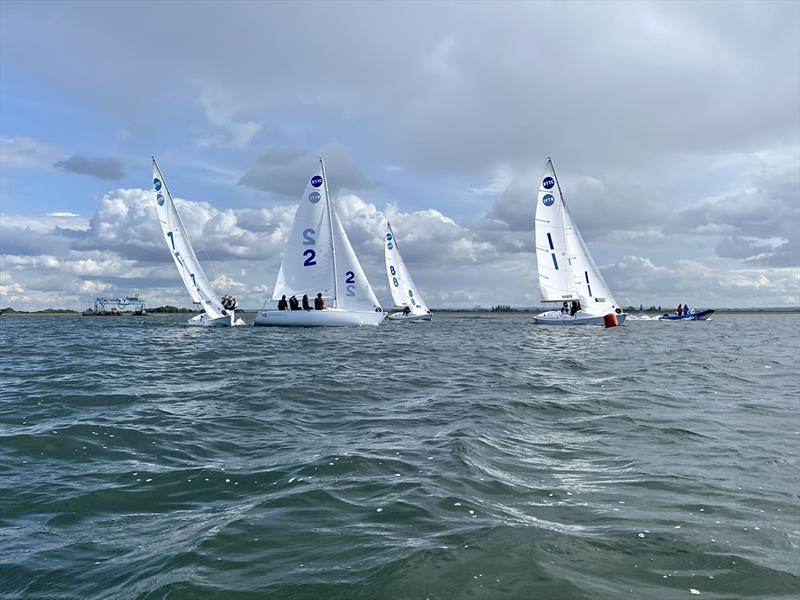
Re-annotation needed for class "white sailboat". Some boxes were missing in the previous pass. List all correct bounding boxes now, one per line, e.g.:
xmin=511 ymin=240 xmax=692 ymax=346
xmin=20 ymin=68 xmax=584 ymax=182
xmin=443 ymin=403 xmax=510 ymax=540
xmin=254 ymin=158 xmax=385 ymax=327
xmin=384 ymin=222 xmax=432 ymax=322
xmin=532 ymin=158 xmax=627 ymax=325
xmin=152 ymin=158 xmax=244 ymax=327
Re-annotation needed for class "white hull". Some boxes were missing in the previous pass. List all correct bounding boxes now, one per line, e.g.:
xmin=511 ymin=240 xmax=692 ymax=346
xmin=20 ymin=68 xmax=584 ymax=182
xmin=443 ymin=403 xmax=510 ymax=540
xmin=387 ymin=311 xmax=432 ymax=322
xmin=532 ymin=310 xmax=628 ymax=326
xmin=187 ymin=312 xmax=245 ymax=327
xmin=253 ymin=308 xmax=385 ymax=327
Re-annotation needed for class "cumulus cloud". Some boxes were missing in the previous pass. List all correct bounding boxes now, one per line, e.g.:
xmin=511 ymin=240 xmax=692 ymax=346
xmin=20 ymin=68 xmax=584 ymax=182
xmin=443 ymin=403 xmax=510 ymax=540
xmin=54 ymin=154 xmax=126 ymax=180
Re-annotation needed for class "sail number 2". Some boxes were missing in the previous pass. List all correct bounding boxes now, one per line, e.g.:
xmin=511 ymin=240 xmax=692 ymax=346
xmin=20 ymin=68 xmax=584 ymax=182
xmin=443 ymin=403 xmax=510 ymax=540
xmin=302 ymin=228 xmax=317 ymax=266
xmin=345 ymin=271 xmax=355 ymax=296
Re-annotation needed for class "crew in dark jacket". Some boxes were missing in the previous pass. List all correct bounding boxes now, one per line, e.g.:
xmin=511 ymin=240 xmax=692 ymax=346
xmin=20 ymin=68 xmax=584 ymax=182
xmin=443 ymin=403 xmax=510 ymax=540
xmin=277 ymin=295 xmax=288 ymax=310
xmin=314 ymin=293 xmax=325 ymax=310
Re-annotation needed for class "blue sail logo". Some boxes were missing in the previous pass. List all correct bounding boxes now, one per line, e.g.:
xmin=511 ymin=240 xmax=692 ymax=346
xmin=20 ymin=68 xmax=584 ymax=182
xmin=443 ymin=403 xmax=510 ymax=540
xmin=542 ymin=177 xmax=555 ymax=190
xmin=157 ymin=193 xmax=165 ymax=206
xmin=542 ymin=193 xmax=555 ymax=206
xmin=311 ymin=175 xmax=323 ymax=188
xmin=386 ymin=233 xmax=393 ymax=241
xmin=387 ymin=242 xmax=394 ymax=250
xmin=153 ymin=178 xmax=162 ymax=191
xmin=308 ymin=191 xmax=321 ymax=204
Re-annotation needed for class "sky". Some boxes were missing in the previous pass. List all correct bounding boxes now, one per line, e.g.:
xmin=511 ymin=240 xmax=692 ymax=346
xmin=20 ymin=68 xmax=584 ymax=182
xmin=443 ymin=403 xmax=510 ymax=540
xmin=1 ymin=0 xmax=798 ymax=310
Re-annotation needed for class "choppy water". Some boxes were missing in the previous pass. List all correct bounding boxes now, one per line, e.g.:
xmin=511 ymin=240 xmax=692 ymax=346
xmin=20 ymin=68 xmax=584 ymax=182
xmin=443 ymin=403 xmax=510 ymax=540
xmin=1 ymin=313 xmax=798 ymax=600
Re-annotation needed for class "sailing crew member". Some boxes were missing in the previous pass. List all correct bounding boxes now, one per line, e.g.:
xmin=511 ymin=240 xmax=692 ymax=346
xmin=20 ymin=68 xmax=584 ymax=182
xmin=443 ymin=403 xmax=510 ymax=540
xmin=314 ymin=293 xmax=325 ymax=310
xmin=289 ymin=295 xmax=300 ymax=310
xmin=570 ymin=300 xmax=579 ymax=317
xmin=561 ymin=302 xmax=568 ymax=315
xmin=302 ymin=294 xmax=311 ymax=311
xmin=676 ymin=303 xmax=683 ymax=316
xmin=402 ymin=305 xmax=411 ymax=316
xmin=277 ymin=295 xmax=288 ymax=311
xmin=683 ymin=303 xmax=690 ymax=316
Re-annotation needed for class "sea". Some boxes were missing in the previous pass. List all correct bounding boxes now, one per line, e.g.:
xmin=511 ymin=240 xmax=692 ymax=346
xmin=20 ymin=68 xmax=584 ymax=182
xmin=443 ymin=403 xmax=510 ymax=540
xmin=1 ymin=313 xmax=798 ymax=600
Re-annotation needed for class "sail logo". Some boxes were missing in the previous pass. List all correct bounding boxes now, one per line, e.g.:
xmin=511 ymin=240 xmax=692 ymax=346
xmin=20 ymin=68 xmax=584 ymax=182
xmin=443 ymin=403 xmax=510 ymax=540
xmin=308 ymin=191 xmax=321 ymax=204
xmin=542 ymin=177 xmax=555 ymax=189
xmin=311 ymin=175 xmax=323 ymax=188
xmin=153 ymin=178 xmax=162 ymax=191
xmin=386 ymin=233 xmax=393 ymax=241
xmin=387 ymin=242 xmax=394 ymax=250
xmin=157 ymin=193 xmax=165 ymax=206
xmin=542 ymin=194 xmax=555 ymax=206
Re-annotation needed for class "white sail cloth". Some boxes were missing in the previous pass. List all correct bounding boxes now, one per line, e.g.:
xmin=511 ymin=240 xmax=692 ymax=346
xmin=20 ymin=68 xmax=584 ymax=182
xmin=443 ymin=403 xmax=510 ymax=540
xmin=534 ymin=158 xmax=620 ymax=315
xmin=384 ymin=223 xmax=428 ymax=314
xmin=152 ymin=160 xmax=225 ymax=319
xmin=271 ymin=159 xmax=381 ymax=312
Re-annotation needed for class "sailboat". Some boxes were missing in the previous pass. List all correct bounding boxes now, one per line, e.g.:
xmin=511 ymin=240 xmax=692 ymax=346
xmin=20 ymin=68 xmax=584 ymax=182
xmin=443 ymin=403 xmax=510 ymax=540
xmin=384 ymin=222 xmax=432 ymax=321
xmin=532 ymin=158 xmax=627 ymax=325
xmin=254 ymin=158 xmax=385 ymax=327
xmin=152 ymin=158 xmax=244 ymax=327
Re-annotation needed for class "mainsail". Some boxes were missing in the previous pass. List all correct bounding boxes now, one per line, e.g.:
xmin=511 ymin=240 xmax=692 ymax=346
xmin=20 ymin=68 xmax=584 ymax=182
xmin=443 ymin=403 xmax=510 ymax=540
xmin=272 ymin=161 xmax=335 ymax=302
xmin=272 ymin=158 xmax=381 ymax=311
xmin=152 ymin=159 xmax=225 ymax=319
xmin=384 ymin=222 xmax=428 ymax=314
xmin=534 ymin=158 xmax=620 ymax=315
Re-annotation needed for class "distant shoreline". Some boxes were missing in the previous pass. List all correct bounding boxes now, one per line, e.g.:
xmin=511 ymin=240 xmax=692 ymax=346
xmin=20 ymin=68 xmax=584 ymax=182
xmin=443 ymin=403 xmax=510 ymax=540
xmin=2 ymin=308 xmax=799 ymax=317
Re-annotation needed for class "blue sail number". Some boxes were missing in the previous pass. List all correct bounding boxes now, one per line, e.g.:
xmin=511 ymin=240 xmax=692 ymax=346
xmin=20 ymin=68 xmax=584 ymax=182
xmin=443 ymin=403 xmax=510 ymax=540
xmin=303 ymin=249 xmax=316 ymax=266
xmin=345 ymin=271 xmax=355 ymax=296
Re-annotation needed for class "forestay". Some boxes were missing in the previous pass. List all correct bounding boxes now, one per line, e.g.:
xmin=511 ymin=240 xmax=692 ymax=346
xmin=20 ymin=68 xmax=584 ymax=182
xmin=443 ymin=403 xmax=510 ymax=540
xmin=152 ymin=159 xmax=224 ymax=319
xmin=534 ymin=158 xmax=576 ymax=302
xmin=384 ymin=222 xmax=428 ymax=314
xmin=272 ymin=163 xmax=335 ymax=303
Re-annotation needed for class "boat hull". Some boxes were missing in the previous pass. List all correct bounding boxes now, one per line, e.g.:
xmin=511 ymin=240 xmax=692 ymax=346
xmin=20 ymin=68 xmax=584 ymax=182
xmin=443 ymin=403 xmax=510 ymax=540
xmin=532 ymin=310 xmax=628 ymax=326
xmin=387 ymin=311 xmax=432 ymax=322
xmin=253 ymin=309 xmax=385 ymax=327
xmin=658 ymin=309 xmax=715 ymax=321
xmin=187 ymin=312 xmax=245 ymax=327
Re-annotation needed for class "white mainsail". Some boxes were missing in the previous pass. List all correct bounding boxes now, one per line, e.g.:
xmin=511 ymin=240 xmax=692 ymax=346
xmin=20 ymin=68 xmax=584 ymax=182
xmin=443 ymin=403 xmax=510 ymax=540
xmin=271 ymin=158 xmax=381 ymax=312
xmin=384 ymin=222 xmax=428 ymax=314
xmin=535 ymin=158 xmax=620 ymax=315
xmin=152 ymin=159 xmax=225 ymax=319
xmin=272 ymin=161 xmax=335 ymax=303
xmin=534 ymin=158 xmax=577 ymax=302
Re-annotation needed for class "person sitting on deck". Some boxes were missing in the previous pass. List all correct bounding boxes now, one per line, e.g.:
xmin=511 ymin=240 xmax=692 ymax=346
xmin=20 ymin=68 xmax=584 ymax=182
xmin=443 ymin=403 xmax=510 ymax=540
xmin=402 ymin=305 xmax=411 ymax=316
xmin=570 ymin=300 xmax=579 ymax=317
xmin=277 ymin=295 xmax=288 ymax=311
xmin=561 ymin=302 xmax=569 ymax=315
xmin=683 ymin=303 xmax=690 ymax=316
xmin=676 ymin=303 xmax=683 ymax=316
xmin=289 ymin=295 xmax=300 ymax=310
xmin=314 ymin=293 xmax=325 ymax=310
xmin=302 ymin=294 xmax=311 ymax=311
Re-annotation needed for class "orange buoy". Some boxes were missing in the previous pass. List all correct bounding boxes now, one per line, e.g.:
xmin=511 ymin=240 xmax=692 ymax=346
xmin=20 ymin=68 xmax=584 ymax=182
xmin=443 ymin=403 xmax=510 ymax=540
xmin=603 ymin=313 xmax=619 ymax=328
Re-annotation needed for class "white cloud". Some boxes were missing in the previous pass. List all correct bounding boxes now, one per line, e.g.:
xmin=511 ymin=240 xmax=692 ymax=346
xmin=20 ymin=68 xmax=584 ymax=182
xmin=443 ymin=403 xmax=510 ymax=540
xmin=0 ymin=136 xmax=62 ymax=170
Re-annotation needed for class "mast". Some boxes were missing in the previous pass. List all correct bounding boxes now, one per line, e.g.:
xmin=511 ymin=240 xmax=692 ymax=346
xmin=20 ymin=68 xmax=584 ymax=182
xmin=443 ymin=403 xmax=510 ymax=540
xmin=320 ymin=157 xmax=338 ymax=308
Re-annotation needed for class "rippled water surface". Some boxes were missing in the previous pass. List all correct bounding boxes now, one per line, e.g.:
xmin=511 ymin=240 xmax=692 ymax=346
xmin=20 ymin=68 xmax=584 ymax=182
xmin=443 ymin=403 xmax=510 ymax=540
xmin=1 ymin=313 xmax=798 ymax=599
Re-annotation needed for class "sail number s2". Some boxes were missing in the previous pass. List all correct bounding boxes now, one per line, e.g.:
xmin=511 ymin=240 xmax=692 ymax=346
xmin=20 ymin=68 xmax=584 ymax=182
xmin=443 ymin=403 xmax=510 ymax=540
xmin=302 ymin=228 xmax=316 ymax=266
xmin=345 ymin=271 xmax=355 ymax=296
